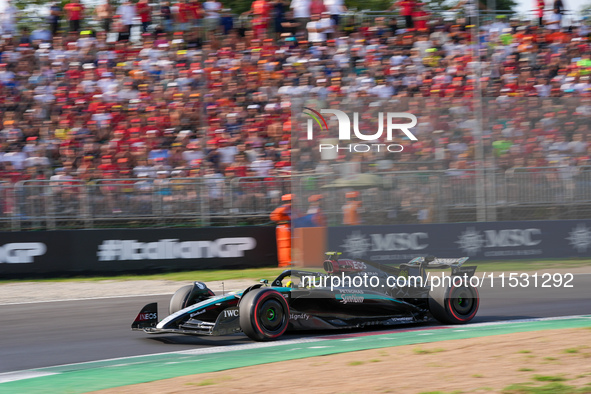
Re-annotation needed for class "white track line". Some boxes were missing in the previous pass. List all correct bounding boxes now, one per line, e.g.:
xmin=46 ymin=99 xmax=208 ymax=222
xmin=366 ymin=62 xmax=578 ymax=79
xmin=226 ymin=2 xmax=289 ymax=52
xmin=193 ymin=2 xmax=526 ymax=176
xmin=0 ymin=336 xmax=326 ymax=382
xmin=176 ymin=337 xmax=325 ymax=356
xmin=0 ymin=371 xmax=57 ymax=384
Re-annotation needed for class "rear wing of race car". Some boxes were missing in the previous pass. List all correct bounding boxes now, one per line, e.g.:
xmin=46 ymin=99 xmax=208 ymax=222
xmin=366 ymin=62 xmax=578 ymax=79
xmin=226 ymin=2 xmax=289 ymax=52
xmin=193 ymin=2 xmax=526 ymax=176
xmin=407 ymin=256 xmax=469 ymax=268
xmin=402 ymin=256 xmax=477 ymax=278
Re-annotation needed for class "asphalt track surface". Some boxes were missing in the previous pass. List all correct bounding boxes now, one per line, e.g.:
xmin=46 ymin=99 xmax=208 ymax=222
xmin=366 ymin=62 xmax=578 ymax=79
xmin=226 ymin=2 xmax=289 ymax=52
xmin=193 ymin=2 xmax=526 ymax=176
xmin=2 ymin=274 xmax=590 ymax=374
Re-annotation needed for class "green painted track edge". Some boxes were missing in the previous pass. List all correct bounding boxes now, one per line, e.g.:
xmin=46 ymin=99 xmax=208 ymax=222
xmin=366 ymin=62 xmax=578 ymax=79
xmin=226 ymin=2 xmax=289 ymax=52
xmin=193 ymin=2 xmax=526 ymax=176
xmin=2 ymin=316 xmax=591 ymax=394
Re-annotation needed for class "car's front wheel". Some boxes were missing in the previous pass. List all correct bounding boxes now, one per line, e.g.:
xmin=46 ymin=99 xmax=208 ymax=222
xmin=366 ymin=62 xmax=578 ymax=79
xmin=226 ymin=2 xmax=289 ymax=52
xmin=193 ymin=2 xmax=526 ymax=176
xmin=169 ymin=282 xmax=214 ymax=315
xmin=239 ymin=288 xmax=289 ymax=341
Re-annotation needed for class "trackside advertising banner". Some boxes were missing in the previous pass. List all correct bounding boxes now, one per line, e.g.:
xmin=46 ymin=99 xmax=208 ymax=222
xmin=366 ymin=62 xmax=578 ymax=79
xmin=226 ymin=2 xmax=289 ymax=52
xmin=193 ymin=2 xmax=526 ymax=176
xmin=0 ymin=227 xmax=277 ymax=276
xmin=328 ymin=220 xmax=591 ymax=263
xmin=1 ymin=220 xmax=589 ymax=276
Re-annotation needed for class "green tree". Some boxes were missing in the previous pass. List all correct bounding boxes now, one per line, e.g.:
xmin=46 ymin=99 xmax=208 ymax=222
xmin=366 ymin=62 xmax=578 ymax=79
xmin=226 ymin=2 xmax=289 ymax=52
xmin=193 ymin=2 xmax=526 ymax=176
xmin=12 ymin=0 xmax=47 ymax=9
xmin=222 ymin=0 xmax=255 ymax=15
xmin=345 ymin=0 xmax=392 ymax=11
xmin=581 ymin=1 xmax=591 ymax=19
xmin=481 ymin=0 xmax=517 ymax=13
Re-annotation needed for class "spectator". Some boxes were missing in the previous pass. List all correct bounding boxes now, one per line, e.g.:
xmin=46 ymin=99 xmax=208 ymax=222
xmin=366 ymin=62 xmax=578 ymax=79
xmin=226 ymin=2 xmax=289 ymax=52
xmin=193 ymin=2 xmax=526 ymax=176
xmin=547 ymin=0 xmax=564 ymax=29
xmin=116 ymin=0 xmax=136 ymax=38
xmin=160 ymin=1 xmax=173 ymax=32
xmin=281 ymin=10 xmax=299 ymax=36
xmin=203 ymin=0 xmax=222 ymax=33
xmin=64 ymin=0 xmax=85 ymax=33
xmin=0 ymin=0 xmax=18 ymax=35
xmin=451 ymin=0 xmax=480 ymax=27
xmin=154 ymin=169 xmax=172 ymax=198
xmin=173 ymin=0 xmax=192 ymax=31
xmin=272 ymin=0 xmax=288 ymax=37
xmin=48 ymin=1 xmax=62 ymax=37
xmin=389 ymin=0 xmax=414 ymax=29
xmin=325 ymin=0 xmax=346 ymax=28
xmin=189 ymin=0 xmax=204 ymax=29
xmin=220 ymin=7 xmax=234 ymax=34
xmin=203 ymin=166 xmax=224 ymax=211
xmin=412 ymin=3 xmax=428 ymax=30
xmin=251 ymin=152 xmax=273 ymax=177
xmin=230 ymin=154 xmax=249 ymax=177
xmin=309 ymin=0 xmax=326 ymax=16
xmin=0 ymin=2 xmax=591 ymax=230
xmin=306 ymin=13 xmax=327 ymax=43
xmin=95 ymin=0 xmax=113 ymax=33
xmin=290 ymin=0 xmax=310 ymax=32
xmin=134 ymin=172 xmax=153 ymax=213
xmin=568 ymin=133 xmax=588 ymax=155
xmin=136 ymin=0 xmax=152 ymax=33
xmin=18 ymin=26 xmax=32 ymax=46
xmin=536 ymin=0 xmax=545 ymax=26
xmin=218 ymin=139 xmax=238 ymax=169
xmin=245 ymin=0 xmax=271 ymax=39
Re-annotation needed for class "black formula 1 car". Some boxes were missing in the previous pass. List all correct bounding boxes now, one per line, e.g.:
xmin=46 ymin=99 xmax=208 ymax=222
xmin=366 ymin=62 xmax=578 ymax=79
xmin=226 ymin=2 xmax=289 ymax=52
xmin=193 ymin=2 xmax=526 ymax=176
xmin=132 ymin=253 xmax=480 ymax=341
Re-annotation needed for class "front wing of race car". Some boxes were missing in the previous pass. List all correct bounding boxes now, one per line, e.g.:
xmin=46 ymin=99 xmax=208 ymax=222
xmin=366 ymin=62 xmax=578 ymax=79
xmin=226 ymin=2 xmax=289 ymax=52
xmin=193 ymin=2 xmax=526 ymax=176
xmin=132 ymin=298 xmax=243 ymax=336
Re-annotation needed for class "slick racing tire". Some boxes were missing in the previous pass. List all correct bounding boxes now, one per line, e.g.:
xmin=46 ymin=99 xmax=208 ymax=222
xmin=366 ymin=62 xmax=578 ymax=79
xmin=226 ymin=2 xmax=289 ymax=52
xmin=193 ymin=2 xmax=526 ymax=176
xmin=169 ymin=285 xmax=194 ymax=315
xmin=239 ymin=288 xmax=289 ymax=341
xmin=429 ymin=283 xmax=479 ymax=324
xmin=169 ymin=282 xmax=215 ymax=314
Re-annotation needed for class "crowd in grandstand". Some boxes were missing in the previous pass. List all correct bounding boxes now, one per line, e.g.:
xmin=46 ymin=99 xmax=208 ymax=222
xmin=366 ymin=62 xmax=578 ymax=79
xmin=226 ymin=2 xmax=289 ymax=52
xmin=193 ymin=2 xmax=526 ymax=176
xmin=0 ymin=0 xmax=588 ymax=196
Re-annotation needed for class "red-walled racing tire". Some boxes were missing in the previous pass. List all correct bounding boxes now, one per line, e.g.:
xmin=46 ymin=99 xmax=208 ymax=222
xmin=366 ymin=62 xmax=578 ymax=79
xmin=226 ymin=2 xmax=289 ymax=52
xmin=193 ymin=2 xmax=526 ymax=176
xmin=429 ymin=283 xmax=479 ymax=324
xmin=239 ymin=288 xmax=289 ymax=341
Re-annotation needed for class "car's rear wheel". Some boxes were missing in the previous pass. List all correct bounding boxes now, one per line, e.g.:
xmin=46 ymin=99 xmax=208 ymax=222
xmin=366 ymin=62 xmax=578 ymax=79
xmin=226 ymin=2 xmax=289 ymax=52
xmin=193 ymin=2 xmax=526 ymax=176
xmin=239 ymin=288 xmax=289 ymax=341
xmin=429 ymin=282 xmax=479 ymax=324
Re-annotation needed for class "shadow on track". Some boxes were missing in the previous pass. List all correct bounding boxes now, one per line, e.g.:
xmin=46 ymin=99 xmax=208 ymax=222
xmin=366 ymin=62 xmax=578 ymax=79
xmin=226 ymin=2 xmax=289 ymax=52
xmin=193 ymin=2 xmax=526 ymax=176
xmin=147 ymin=334 xmax=250 ymax=345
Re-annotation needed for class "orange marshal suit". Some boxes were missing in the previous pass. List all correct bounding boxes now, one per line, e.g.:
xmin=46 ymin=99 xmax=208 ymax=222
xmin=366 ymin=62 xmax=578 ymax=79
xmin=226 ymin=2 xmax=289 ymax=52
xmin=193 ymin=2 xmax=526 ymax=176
xmin=270 ymin=203 xmax=291 ymax=267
